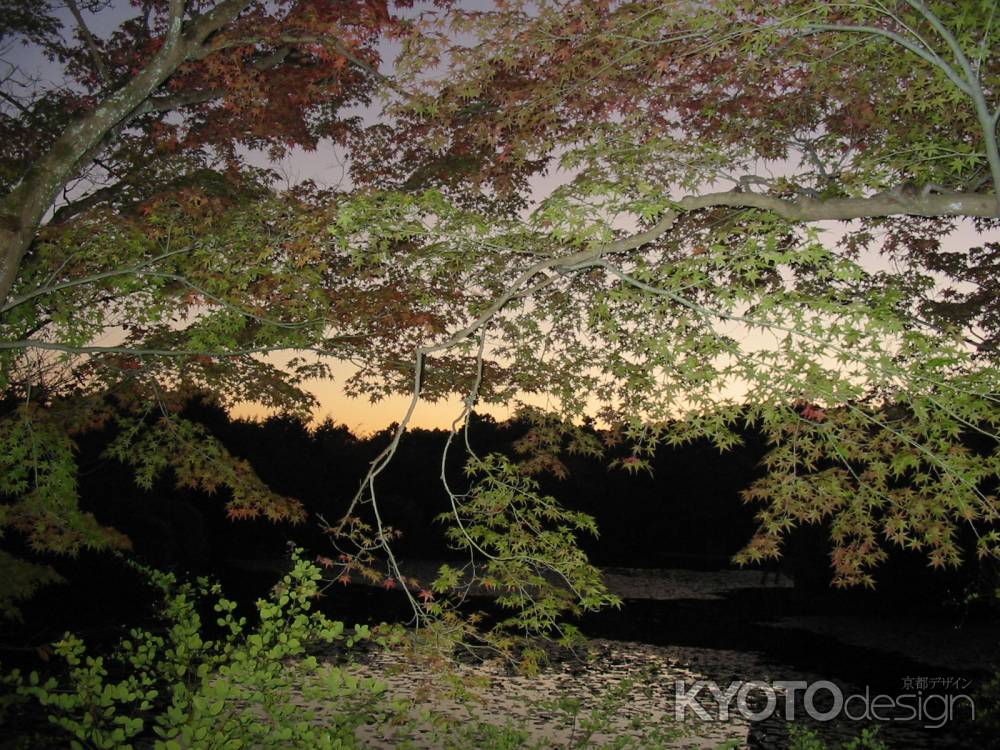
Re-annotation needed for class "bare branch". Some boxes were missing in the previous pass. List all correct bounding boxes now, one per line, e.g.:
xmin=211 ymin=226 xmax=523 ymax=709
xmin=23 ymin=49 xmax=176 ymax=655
xmin=0 ymin=88 xmax=31 ymax=116
xmin=48 ymin=183 xmax=123 ymax=224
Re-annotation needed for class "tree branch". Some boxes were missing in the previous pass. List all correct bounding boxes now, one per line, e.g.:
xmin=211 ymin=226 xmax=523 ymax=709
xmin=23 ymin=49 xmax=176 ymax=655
xmin=183 ymin=0 xmax=255 ymax=48
xmin=0 ymin=339 xmax=359 ymax=358
xmin=0 ymin=0 xmax=256 ymax=306
xmin=201 ymin=34 xmax=404 ymax=95
xmin=166 ymin=0 xmax=186 ymax=46
xmin=0 ymin=88 xmax=32 ymax=117
xmin=804 ymin=23 xmax=972 ymax=96
xmin=556 ymin=186 xmax=997 ymax=271
xmin=66 ymin=0 xmax=112 ymax=86
xmin=48 ymin=183 xmax=124 ymax=224
xmin=0 ymin=247 xmax=193 ymax=315
xmin=904 ymin=0 xmax=974 ymax=80
xmin=678 ymin=187 xmax=997 ymax=221
xmin=134 ymin=87 xmax=227 ymax=116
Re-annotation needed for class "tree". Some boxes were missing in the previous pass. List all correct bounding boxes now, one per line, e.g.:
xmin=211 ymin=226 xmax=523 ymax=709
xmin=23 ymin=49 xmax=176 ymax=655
xmin=0 ymin=0 xmax=429 ymax=615
xmin=2 ymin=0 xmax=1000 ymax=629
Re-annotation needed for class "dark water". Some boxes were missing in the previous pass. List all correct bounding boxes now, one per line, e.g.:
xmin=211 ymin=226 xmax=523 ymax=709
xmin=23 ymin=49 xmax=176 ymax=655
xmin=284 ymin=566 xmax=997 ymax=750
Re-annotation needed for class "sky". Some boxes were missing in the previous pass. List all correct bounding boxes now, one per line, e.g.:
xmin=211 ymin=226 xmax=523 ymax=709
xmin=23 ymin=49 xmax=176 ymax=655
xmin=7 ymin=1 xmax=1000 ymax=433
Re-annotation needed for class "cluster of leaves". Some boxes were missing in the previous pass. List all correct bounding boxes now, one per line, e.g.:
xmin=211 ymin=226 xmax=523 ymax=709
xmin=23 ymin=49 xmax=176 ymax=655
xmin=0 ymin=389 xmax=311 ymax=615
xmin=0 ymin=0 xmax=397 ymax=204
xmin=433 ymin=453 xmax=618 ymax=644
xmin=338 ymin=0 xmax=1000 ymax=586
xmin=1 ymin=549 xmax=394 ymax=749
xmin=321 ymin=178 xmax=1000 ymax=585
xmin=313 ymin=449 xmax=619 ymax=660
xmin=379 ymin=0 xmax=997 ymax=201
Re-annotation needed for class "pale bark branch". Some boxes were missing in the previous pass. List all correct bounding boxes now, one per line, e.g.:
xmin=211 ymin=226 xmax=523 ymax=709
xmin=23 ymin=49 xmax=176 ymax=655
xmin=167 ymin=0 xmax=186 ymax=45
xmin=0 ymin=0 xmax=255 ymax=305
xmin=806 ymin=23 xmax=972 ymax=96
xmin=134 ymin=87 xmax=227 ymax=115
xmin=905 ymin=0 xmax=974 ymax=80
xmin=551 ymin=187 xmax=998 ymax=272
xmin=441 ymin=187 xmax=998 ymax=356
xmin=671 ymin=188 xmax=997 ymax=221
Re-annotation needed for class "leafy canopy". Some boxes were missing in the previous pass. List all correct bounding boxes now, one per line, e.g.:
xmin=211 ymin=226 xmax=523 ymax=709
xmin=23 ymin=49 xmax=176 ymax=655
xmin=1 ymin=0 xmax=999 ymax=626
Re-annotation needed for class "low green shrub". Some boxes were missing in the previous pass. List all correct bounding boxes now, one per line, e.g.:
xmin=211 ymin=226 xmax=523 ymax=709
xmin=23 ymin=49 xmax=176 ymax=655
xmin=2 ymin=550 xmax=393 ymax=749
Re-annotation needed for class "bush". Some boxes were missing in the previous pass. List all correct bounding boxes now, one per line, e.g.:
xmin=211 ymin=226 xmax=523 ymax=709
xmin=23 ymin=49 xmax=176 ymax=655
xmin=2 ymin=550 xmax=393 ymax=749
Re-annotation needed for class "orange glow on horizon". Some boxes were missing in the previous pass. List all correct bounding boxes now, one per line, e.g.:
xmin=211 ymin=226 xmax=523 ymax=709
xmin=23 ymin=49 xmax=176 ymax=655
xmin=227 ymin=358 xmax=520 ymax=434
xmin=228 ymin=387 xmax=502 ymax=435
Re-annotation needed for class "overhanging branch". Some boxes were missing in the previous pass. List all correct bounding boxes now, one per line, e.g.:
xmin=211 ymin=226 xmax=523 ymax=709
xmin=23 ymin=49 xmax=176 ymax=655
xmin=545 ymin=187 xmax=999 ymax=276
xmin=671 ymin=188 xmax=998 ymax=221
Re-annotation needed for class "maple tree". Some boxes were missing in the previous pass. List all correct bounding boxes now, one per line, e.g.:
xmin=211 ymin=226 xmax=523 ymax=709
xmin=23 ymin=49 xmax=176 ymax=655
xmin=2 ymin=0 xmax=1000 ymax=634
xmin=0 ymin=0 xmax=438 ymax=615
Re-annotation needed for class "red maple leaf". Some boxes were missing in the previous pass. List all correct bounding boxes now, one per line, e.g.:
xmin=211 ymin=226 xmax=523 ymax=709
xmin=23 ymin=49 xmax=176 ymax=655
xmin=801 ymin=404 xmax=827 ymax=422
xmin=226 ymin=506 xmax=259 ymax=521
xmin=417 ymin=588 xmax=434 ymax=603
xmin=382 ymin=577 xmax=397 ymax=590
